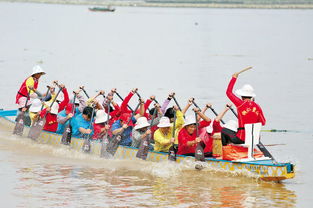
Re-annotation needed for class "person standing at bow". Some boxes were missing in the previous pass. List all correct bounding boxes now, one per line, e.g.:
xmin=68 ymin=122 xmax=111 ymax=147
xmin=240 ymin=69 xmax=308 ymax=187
xmin=15 ymin=65 xmax=46 ymax=113
xmin=221 ymin=68 xmax=266 ymax=146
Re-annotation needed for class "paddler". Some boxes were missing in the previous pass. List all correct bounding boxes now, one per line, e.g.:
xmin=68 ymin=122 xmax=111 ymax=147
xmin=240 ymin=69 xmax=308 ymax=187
xmin=153 ymin=105 xmax=184 ymax=152
xmin=221 ymin=69 xmax=266 ymax=145
xmin=131 ymin=103 xmax=162 ymax=148
xmin=15 ymin=65 xmax=46 ymax=119
xmin=111 ymin=98 xmax=145 ymax=147
xmin=39 ymin=84 xmax=69 ymax=132
xmin=177 ymin=108 xmax=211 ymax=156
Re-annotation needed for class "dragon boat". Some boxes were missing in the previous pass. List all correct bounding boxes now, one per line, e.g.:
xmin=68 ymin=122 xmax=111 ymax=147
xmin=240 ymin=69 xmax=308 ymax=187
xmin=0 ymin=110 xmax=295 ymax=182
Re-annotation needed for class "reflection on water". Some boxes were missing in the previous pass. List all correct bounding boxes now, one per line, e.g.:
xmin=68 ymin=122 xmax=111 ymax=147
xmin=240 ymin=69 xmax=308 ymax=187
xmin=10 ymin=161 xmax=296 ymax=207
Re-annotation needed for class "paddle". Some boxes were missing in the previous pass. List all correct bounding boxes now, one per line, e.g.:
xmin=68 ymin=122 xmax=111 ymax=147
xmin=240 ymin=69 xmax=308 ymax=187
xmin=194 ymin=109 xmax=205 ymax=162
xmin=107 ymin=100 xmax=142 ymax=156
xmin=28 ymin=86 xmax=62 ymax=141
xmin=168 ymin=108 xmax=178 ymax=161
xmin=135 ymin=91 xmax=151 ymax=112
xmin=172 ymin=93 xmax=182 ymax=111
xmin=227 ymin=105 xmax=277 ymax=162
xmin=61 ymin=92 xmax=77 ymax=145
xmin=136 ymin=106 xmax=158 ymax=160
xmin=208 ymin=104 xmax=225 ymax=125
xmin=114 ymin=90 xmax=134 ymax=112
xmin=82 ymin=104 xmax=96 ymax=153
xmin=80 ymin=86 xmax=90 ymax=98
xmin=100 ymin=100 xmax=112 ymax=158
xmin=13 ymin=94 xmax=30 ymax=136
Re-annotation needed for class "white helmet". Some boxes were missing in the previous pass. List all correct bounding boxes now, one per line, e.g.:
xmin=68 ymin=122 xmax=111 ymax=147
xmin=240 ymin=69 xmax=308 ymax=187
xmin=31 ymin=65 xmax=46 ymax=76
xmin=235 ymin=84 xmax=256 ymax=98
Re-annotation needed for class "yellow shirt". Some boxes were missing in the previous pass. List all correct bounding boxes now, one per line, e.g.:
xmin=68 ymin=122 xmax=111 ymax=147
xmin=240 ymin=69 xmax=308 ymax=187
xmin=25 ymin=77 xmax=36 ymax=94
xmin=153 ymin=110 xmax=184 ymax=152
xmin=29 ymin=112 xmax=39 ymax=125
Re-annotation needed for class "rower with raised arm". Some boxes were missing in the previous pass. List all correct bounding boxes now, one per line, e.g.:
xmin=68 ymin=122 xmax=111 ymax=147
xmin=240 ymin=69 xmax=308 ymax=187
xmin=111 ymin=98 xmax=145 ymax=147
xmin=177 ymin=107 xmax=211 ymax=156
xmin=154 ymin=105 xmax=183 ymax=153
xmin=221 ymin=67 xmax=266 ymax=146
xmin=132 ymin=103 xmax=162 ymax=148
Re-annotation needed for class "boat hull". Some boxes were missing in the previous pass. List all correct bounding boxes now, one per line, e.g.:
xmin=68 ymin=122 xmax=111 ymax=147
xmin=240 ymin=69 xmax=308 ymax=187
xmin=0 ymin=114 xmax=295 ymax=182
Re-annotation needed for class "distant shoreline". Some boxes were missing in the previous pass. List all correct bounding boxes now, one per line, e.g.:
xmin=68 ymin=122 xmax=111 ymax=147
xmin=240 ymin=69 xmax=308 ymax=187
xmin=1 ymin=0 xmax=313 ymax=9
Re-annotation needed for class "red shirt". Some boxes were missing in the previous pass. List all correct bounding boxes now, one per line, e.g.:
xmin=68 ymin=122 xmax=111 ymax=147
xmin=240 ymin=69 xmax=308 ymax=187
xmin=40 ymin=109 xmax=58 ymax=132
xmin=212 ymin=119 xmax=223 ymax=134
xmin=93 ymin=123 xmax=106 ymax=140
xmin=177 ymin=120 xmax=210 ymax=155
xmin=226 ymin=77 xmax=266 ymax=141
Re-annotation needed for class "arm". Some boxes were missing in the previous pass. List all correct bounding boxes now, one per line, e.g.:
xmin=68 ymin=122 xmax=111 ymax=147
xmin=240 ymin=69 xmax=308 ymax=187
xmin=215 ymin=104 xmax=230 ymax=122
xmin=144 ymin=96 xmax=153 ymax=112
xmin=77 ymin=94 xmax=86 ymax=113
xmin=161 ymin=93 xmax=173 ymax=114
xmin=226 ymin=77 xmax=242 ymax=106
xmin=258 ymin=105 xmax=266 ymax=126
xmin=120 ymin=89 xmax=136 ymax=113
xmin=58 ymin=87 xmax=69 ymax=112
xmin=57 ymin=113 xmax=72 ymax=124
xmin=182 ymin=98 xmax=193 ymax=115
xmin=112 ymin=120 xmax=127 ymax=135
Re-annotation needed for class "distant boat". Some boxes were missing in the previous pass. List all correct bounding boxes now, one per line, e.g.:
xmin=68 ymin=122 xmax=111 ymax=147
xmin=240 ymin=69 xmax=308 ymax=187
xmin=88 ymin=7 xmax=115 ymax=12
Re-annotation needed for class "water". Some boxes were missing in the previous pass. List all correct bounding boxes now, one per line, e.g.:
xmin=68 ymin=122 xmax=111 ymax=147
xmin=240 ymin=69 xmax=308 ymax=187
xmin=0 ymin=2 xmax=313 ymax=207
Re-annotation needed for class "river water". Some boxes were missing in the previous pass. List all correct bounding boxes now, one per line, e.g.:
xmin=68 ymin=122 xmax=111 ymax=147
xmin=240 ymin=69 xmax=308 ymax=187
xmin=0 ymin=2 xmax=313 ymax=207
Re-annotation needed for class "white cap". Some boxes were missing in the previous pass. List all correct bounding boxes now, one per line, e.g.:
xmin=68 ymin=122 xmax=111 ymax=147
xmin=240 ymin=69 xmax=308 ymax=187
xmin=134 ymin=117 xmax=150 ymax=130
xmin=29 ymin=99 xmax=42 ymax=113
xmin=50 ymin=102 xmax=59 ymax=114
xmin=223 ymin=120 xmax=238 ymax=132
xmin=235 ymin=84 xmax=256 ymax=98
xmin=157 ymin=117 xmax=171 ymax=128
xmin=183 ymin=115 xmax=196 ymax=127
xmin=31 ymin=65 xmax=45 ymax=76
xmin=95 ymin=110 xmax=109 ymax=124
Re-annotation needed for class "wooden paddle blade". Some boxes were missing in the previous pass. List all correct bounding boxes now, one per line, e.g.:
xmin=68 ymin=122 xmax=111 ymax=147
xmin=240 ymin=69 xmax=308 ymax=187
xmin=100 ymin=137 xmax=111 ymax=158
xmin=27 ymin=117 xmax=46 ymax=141
xmin=107 ymin=134 xmax=122 ymax=156
xmin=24 ymin=114 xmax=31 ymax=127
xmin=82 ymin=137 xmax=91 ymax=153
xmin=13 ymin=112 xmax=25 ymax=136
xmin=136 ymin=137 xmax=150 ymax=160
xmin=168 ymin=144 xmax=178 ymax=161
xmin=61 ymin=124 xmax=72 ymax=145
xmin=195 ymin=142 xmax=205 ymax=162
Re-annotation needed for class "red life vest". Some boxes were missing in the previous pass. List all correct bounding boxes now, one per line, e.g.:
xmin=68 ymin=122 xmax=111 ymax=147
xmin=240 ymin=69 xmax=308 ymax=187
xmin=15 ymin=76 xmax=38 ymax=103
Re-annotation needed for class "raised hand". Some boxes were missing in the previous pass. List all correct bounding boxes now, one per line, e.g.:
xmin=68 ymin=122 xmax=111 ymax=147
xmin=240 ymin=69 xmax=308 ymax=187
xmin=132 ymin=88 xmax=138 ymax=93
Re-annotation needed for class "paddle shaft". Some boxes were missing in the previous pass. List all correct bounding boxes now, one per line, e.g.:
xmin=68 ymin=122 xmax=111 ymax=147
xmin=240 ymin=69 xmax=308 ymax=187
xmin=237 ymin=66 xmax=252 ymax=75
xmin=172 ymin=96 xmax=182 ymax=111
xmin=61 ymin=93 xmax=77 ymax=144
xmin=135 ymin=92 xmax=151 ymax=111
xmin=209 ymin=107 xmax=225 ymax=125
xmin=115 ymin=92 xmax=134 ymax=112
xmin=81 ymin=88 xmax=90 ymax=98
xmin=136 ymin=107 xmax=157 ymax=160
xmin=192 ymin=100 xmax=202 ymax=111
xmin=172 ymin=110 xmax=177 ymax=138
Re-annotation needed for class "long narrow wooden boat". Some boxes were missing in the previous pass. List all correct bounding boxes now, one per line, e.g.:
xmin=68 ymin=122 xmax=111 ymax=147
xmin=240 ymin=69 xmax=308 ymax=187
xmin=0 ymin=110 xmax=295 ymax=182
xmin=88 ymin=7 xmax=115 ymax=12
